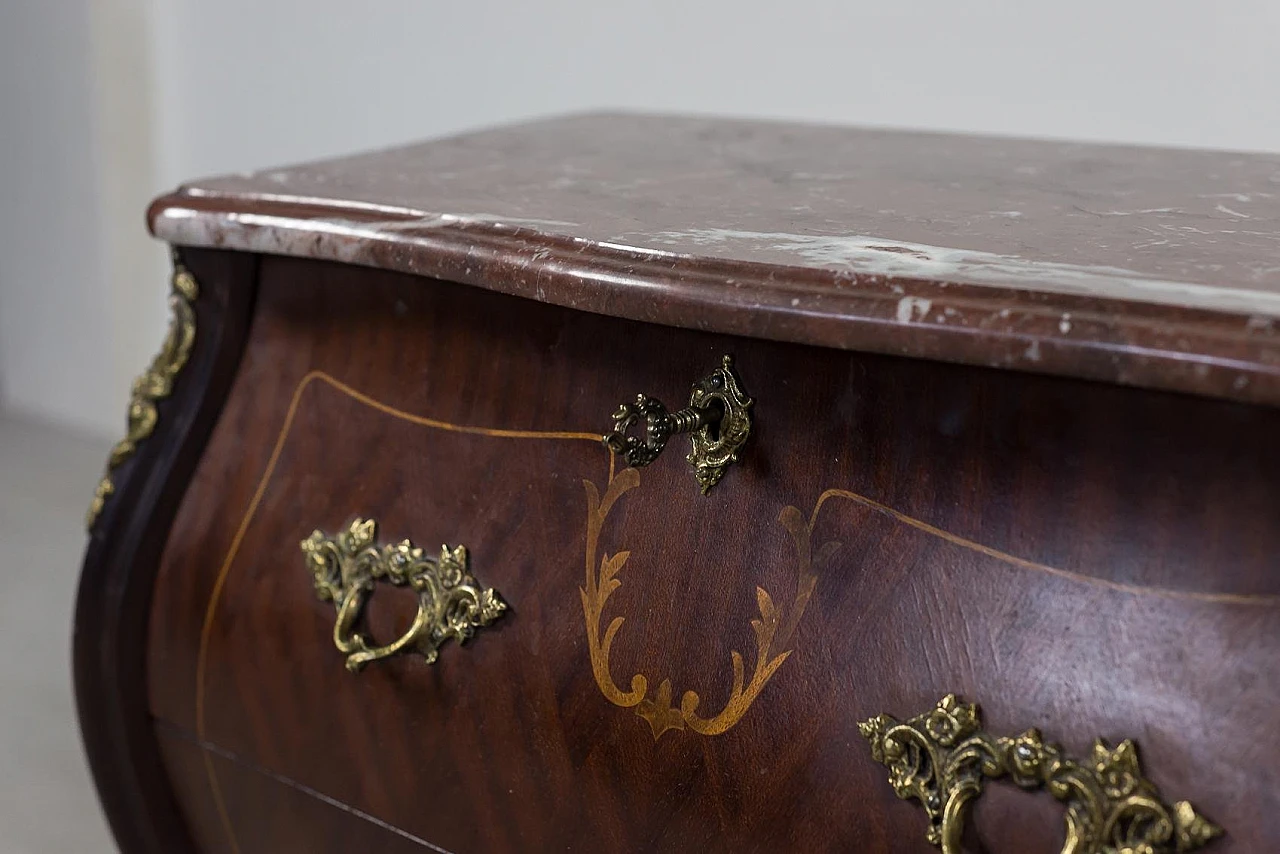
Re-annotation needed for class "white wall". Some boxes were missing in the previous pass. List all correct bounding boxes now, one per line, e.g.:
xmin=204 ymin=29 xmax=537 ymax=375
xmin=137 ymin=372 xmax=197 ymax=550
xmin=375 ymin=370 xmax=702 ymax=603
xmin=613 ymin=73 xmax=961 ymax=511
xmin=0 ymin=1 xmax=117 ymax=437
xmin=4 ymin=0 xmax=1280 ymax=436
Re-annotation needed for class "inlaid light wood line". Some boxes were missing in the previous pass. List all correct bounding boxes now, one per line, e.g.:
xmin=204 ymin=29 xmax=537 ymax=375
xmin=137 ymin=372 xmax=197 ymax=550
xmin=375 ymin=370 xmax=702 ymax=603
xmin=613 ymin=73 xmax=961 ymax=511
xmin=317 ymin=371 xmax=605 ymax=442
xmin=194 ymin=369 xmax=606 ymax=854
xmin=812 ymin=488 xmax=1280 ymax=607
xmin=157 ymin=720 xmax=459 ymax=853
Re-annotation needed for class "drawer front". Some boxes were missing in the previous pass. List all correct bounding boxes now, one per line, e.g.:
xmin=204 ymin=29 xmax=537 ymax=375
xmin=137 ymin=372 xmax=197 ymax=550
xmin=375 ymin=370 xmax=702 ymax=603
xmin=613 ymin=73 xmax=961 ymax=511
xmin=149 ymin=255 xmax=1280 ymax=853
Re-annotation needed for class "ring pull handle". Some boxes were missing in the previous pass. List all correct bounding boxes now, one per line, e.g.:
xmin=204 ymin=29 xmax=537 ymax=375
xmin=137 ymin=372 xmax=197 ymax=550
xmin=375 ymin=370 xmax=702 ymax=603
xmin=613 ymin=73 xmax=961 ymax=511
xmin=858 ymin=695 xmax=1223 ymax=854
xmin=301 ymin=518 xmax=507 ymax=672
xmin=602 ymin=355 xmax=753 ymax=493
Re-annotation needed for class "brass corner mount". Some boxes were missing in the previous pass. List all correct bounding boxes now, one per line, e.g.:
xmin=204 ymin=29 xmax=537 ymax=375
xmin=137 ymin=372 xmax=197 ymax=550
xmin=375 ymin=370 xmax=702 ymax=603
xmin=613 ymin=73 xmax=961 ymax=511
xmin=602 ymin=354 xmax=752 ymax=493
xmin=87 ymin=256 xmax=199 ymax=529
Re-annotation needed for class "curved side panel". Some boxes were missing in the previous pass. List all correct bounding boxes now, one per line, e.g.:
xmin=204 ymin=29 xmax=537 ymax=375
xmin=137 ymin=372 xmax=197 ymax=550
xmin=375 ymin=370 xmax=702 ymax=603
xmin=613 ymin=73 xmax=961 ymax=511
xmin=74 ymin=247 xmax=258 ymax=853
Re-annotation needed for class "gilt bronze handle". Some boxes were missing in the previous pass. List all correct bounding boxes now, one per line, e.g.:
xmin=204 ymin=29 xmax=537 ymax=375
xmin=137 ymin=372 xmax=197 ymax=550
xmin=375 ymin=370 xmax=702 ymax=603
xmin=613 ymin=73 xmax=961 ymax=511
xmin=300 ymin=518 xmax=507 ymax=672
xmin=859 ymin=695 xmax=1222 ymax=854
xmin=602 ymin=355 xmax=753 ymax=493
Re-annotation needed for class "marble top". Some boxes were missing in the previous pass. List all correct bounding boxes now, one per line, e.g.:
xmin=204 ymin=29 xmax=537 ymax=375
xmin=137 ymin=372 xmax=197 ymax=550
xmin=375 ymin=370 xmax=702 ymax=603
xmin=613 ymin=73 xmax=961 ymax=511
xmin=149 ymin=112 xmax=1280 ymax=406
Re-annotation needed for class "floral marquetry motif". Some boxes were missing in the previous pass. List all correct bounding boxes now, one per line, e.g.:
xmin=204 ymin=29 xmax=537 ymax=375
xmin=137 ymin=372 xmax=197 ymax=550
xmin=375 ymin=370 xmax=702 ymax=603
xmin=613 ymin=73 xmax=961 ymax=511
xmin=858 ymin=695 xmax=1223 ymax=854
xmin=579 ymin=466 xmax=835 ymax=739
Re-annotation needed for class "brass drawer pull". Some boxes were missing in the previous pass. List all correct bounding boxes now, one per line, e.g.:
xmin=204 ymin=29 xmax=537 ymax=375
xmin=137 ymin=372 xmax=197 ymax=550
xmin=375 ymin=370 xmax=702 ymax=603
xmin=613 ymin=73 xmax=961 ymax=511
xmin=300 ymin=518 xmax=507 ymax=672
xmin=602 ymin=355 xmax=752 ymax=493
xmin=859 ymin=695 xmax=1222 ymax=854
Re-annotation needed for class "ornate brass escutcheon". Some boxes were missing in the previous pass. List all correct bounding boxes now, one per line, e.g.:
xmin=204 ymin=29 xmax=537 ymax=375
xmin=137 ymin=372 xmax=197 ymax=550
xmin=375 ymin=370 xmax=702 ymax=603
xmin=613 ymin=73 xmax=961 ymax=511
xmin=300 ymin=518 xmax=507 ymax=672
xmin=859 ymin=695 xmax=1223 ymax=854
xmin=602 ymin=354 xmax=753 ymax=493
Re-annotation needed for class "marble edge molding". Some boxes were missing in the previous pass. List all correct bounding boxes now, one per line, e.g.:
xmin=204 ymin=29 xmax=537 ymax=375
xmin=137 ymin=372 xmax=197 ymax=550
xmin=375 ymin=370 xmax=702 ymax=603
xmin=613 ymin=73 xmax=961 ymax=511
xmin=147 ymin=191 xmax=1280 ymax=409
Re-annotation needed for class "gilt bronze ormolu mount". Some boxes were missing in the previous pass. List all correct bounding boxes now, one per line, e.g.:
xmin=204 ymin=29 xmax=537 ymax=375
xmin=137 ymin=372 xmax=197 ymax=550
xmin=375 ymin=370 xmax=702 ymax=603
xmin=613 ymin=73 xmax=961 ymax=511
xmin=300 ymin=518 xmax=507 ymax=672
xmin=859 ymin=695 xmax=1222 ymax=854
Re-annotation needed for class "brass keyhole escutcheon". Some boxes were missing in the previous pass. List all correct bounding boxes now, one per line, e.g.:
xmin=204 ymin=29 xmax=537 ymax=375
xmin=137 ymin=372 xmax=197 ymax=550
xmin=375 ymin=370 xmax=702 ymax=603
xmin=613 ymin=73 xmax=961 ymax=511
xmin=602 ymin=355 xmax=753 ymax=493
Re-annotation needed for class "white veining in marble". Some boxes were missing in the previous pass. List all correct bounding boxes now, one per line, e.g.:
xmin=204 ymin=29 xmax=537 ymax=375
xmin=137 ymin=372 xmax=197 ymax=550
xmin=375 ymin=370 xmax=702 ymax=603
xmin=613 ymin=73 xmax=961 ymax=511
xmin=640 ymin=228 xmax=1280 ymax=318
xmin=153 ymin=204 xmax=1280 ymax=323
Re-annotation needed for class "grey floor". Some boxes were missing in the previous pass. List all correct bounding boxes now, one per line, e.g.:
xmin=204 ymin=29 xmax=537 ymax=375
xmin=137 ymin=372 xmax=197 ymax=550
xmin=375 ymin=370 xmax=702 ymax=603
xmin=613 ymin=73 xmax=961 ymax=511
xmin=0 ymin=412 xmax=117 ymax=852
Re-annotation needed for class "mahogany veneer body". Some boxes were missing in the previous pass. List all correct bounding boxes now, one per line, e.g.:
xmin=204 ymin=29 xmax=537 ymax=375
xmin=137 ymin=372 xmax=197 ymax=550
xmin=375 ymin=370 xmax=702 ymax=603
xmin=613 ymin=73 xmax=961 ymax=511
xmin=141 ymin=256 xmax=1277 ymax=852
xmin=76 ymin=114 xmax=1280 ymax=853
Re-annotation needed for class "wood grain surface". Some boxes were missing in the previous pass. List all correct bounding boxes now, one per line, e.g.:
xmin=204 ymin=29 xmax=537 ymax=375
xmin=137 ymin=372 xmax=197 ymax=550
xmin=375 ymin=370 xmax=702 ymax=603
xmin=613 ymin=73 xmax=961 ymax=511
xmin=155 ymin=722 xmax=442 ymax=854
xmin=146 ymin=255 xmax=1280 ymax=853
